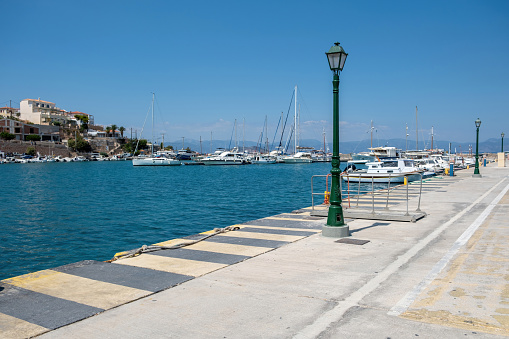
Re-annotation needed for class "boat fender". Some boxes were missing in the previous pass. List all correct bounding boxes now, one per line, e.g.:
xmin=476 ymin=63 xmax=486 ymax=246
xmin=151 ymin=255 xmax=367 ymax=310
xmin=324 ymin=191 xmax=330 ymax=205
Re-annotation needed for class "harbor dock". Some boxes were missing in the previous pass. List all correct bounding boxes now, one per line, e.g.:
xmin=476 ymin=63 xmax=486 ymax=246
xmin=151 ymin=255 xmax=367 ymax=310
xmin=1 ymin=162 xmax=509 ymax=338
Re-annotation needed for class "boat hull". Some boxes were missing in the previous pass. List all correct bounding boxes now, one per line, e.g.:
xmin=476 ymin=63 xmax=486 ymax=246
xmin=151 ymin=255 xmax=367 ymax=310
xmin=283 ymin=158 xmax=313 ymax=163
xmin=200 ymin=160 xmax=247 ymax=165
xmin=132 ymin=158 xmax=182 ymax=166
xmin=342 ymin=172 xmax=422 ymax=183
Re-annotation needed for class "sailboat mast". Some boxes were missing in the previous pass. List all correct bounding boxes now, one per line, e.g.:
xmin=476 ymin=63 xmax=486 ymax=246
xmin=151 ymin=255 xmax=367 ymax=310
xmin=265 ymin=115 xmax=268 ymax=153
xmin=151 ymin=93 xmax=154 ymax=155
xmin=431 ymin=126 xmax=434 ymax=151
xmin=370 ymin=120 xmax=373 ymax=149
xmin=294 ymin=85 xmax=297 ymax=154
xmin=415 ymin=106 xmax=418 ymax=151
xmin=405 ymin=123 xmax=408 ymax=152
xmin=323 ymin=127 xmax=326 ymax=160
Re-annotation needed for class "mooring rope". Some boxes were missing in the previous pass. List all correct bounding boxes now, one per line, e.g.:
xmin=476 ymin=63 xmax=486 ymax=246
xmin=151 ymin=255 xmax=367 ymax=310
xmin=107 ymin=226 xmax=240 ymax=262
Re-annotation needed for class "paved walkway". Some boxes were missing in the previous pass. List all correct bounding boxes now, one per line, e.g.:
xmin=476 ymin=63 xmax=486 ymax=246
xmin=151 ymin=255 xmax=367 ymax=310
xmin=2 ymin=162 xmax=508 ymax=338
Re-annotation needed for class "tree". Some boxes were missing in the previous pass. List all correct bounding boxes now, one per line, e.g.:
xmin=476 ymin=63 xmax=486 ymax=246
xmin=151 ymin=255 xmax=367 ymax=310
xmin=74 ymin=114 xmax=89 ymax=132
xmin=110 ymin=124 xmax=118 ymax=138
xmin=68 ymin=135 xmax=92 ymax=152
xmin=119 ymin=126 xmax=126 ymax=138
xmin=26 ymin=134 xmax=41 ymax=141
xmin=52 ymin=121 xmax=62 ymax=126
xmin=26 ymin=146 xmax=36 ymax=156
xmin=0 ymin=131 xmax=15 ymax=140
xmin=105 ymin=126 xmax=111 ymax=137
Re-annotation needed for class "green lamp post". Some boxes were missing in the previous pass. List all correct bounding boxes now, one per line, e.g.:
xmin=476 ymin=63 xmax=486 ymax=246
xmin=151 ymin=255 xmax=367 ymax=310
xmin=322 ymin=42 xmax=350 ymax=238
xmin=502 ymin=132 xmax=505 ymax=153
xmin=473 ymin=118 xmax=482 ymax=178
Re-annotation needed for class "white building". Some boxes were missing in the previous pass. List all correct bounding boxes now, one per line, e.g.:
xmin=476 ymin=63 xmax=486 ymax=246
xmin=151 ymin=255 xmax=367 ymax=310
xmin=0 ymin=106 xmax=20 ymax=118
xmin=19 ymin=98 xmax=76 ymax=127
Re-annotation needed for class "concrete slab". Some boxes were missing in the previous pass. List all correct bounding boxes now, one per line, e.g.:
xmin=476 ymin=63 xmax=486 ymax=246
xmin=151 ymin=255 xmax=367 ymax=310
xmin=0 ymin=283 xmax=103 ymax=331
xmin=3 ymin=269 xmax=150 ymax=310
xmin=51 ymin=260 xmax=193 ymax=292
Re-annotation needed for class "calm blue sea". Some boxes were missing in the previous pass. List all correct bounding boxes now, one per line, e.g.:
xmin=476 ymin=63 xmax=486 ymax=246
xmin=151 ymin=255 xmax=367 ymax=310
xmin=0 ymin=161 xmax=379 ymax=280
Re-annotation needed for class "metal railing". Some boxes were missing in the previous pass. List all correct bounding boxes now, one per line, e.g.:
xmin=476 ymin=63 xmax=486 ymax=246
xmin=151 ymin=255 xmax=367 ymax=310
xmin=311 ymin=172 xmax=424 ymax=215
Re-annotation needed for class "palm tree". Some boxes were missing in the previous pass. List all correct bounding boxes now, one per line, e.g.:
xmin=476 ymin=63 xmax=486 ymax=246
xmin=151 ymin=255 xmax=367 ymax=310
xmin=105 ymin=126 xmax=111 ymax=137
xmin=119 ymin=126 xmax=126 ymax=138
xmin=111 ymin=124 xmax=118 ymax=138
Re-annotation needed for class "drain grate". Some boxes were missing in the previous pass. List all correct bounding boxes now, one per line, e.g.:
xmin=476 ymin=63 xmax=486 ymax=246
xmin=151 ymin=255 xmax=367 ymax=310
xmin=335 ymin=238 xmax=370 ymax=245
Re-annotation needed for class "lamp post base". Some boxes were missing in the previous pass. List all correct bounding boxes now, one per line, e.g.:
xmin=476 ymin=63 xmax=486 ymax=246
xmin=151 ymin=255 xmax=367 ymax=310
xmin=472 ymin=173 xmax=482 ymax=178
xmin=322 ymin=224 xmax=350 ymax=238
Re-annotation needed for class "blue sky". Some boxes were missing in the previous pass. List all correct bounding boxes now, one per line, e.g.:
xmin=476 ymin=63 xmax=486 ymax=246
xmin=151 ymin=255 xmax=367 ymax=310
xmin=1 ymin=0 xmax=508 ymax=146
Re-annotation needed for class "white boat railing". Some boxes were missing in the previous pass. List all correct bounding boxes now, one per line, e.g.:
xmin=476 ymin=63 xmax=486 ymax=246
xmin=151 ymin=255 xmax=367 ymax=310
xmin=311 ymin=172 xmax=424 ymax=217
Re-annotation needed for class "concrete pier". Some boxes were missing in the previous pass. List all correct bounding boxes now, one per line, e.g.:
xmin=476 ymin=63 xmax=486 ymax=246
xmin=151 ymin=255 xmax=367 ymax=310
xmin=1 ymin=162 xmax=508 ymax=338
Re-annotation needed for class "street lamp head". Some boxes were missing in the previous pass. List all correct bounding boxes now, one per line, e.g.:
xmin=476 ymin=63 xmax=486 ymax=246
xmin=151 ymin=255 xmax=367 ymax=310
xmin=326 ymin=42 xmax=348 ymax=73
xmin=502 ymin=132 xmax=505 ymax=138
xmin=475 ymin=118 xmax=481 ymax=128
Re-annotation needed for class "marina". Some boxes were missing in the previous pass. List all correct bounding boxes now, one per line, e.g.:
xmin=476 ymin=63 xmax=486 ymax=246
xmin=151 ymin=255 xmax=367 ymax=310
xmin=2 ymin=1 xmax=508 ymax=338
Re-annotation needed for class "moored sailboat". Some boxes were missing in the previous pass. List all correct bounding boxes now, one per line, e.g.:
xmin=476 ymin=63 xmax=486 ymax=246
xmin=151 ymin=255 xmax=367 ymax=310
xmin=132 ymin=93 xmax=181 ymax=167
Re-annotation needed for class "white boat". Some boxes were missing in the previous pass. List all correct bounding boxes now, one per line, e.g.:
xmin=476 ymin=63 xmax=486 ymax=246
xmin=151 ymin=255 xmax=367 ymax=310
xmin=251 ymin=154 xmax=276 ymax=164
xmin=200 ymin=150 xmax=248 ymax=165
xmin=342 ymin=158 xmax=422 ymax=183
xmin=133 ymin=94 xmax=182 ymax=167
xmin=283 ymin=152 xmax=313 ymax=163
xmin=415 ymin=158 xmax=443 ymax=176
xmin=133 ymin=156 xmax=181 ymax=166
xmin=352 ymin=146 xmax=400 ymax=162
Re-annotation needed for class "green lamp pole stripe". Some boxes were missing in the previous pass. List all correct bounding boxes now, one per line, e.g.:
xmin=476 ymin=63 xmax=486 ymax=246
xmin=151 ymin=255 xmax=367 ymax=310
xmin=326 ymin=72 xmax=345 ymax=227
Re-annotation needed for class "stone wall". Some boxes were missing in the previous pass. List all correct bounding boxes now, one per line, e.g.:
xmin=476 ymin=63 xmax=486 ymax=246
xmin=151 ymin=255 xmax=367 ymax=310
xmin=0 ymin=140 xmax=71 ymax=157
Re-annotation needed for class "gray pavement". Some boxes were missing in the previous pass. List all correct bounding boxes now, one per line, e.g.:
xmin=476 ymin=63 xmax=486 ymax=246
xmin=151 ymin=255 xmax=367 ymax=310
xmin=39 ymin=163 xmax=509 ymax=338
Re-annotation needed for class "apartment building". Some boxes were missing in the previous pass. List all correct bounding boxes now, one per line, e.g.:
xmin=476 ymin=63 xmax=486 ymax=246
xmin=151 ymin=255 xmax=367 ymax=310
xmin=19 ymin=98 xmax=77 ymax=127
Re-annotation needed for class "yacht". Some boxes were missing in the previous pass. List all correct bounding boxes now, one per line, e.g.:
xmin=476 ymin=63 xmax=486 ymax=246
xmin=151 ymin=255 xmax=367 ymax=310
xmin=251 ymin=154 xmax=276 ymax=164
xmin=200 ymin=150 xmax=248 ymax=165
xmin=351 ymin=146 xmax=400 ymax=162
xmin=133 ymin=155 xmax=181 ymax=166
xmin=342 ymin=158 xmax=422 ymax=183
xmin=282 ymin=152 xmax=313 ymax=163
xmin=415 ymin=158 xmax=443 ymax=176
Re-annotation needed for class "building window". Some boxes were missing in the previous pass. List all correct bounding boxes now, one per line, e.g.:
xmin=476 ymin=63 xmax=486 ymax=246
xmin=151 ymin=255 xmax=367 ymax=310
xmin=15 ymin=128 xmax=21 ymax=133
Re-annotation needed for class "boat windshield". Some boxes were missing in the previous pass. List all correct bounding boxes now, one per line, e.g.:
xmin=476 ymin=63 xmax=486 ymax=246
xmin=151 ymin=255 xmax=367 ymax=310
xmin=404 ymin=160 xmax=414 ymax=167
xmin=381 ymin=161 xmax=398 ymax=168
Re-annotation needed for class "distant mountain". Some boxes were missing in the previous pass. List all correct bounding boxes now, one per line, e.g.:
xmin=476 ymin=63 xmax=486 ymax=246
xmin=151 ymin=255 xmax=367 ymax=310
xmin=164 ymin=138 xmax=502 ymax=154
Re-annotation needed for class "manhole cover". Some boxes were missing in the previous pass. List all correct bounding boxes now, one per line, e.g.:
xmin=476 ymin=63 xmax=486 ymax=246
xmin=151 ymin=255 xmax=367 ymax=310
xmin=335 ymin=238 xmax=370 ymax=245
